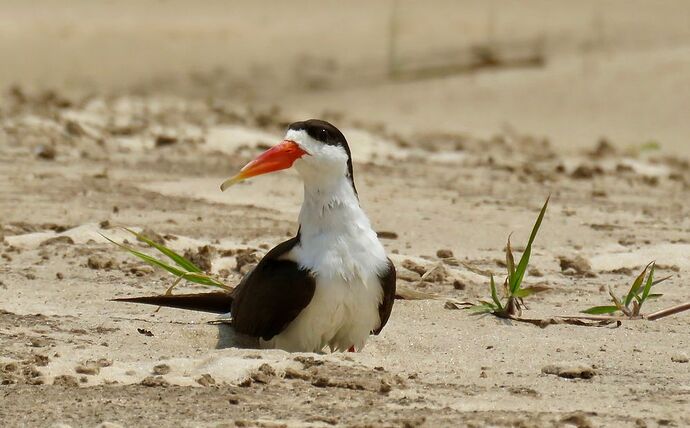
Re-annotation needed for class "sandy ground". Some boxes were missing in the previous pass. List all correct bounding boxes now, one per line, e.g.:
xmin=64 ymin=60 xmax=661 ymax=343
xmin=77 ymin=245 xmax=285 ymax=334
xmin=2 ymin=2 xmax=690 ymax=427
xmin=1 ymin=91 xmax=689 ymax=427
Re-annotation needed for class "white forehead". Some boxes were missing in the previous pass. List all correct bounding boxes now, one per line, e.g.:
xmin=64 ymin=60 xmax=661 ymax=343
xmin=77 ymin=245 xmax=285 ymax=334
xmin=285 ymin=129 xmax=347 ymax=161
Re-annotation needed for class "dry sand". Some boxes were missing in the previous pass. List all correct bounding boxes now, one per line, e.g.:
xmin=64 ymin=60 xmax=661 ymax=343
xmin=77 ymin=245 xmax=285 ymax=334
xmin=1 ymin=2 xmax=690 ymax=427
xmin=1 ymin=92 xmax=689 ymax=427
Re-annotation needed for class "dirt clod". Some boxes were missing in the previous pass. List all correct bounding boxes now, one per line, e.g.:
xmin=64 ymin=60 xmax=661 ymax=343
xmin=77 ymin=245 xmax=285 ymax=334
xmin=152 ymin=364 xmax=171 ymax=375
xmin=196 ymin=373 xmax=216 ymax=386
xmin=53 ymin=374 xmax=80 ymax=387
xmin=542 ymin=362 xmax=595 ymax=379
xmin=140 ymin=376 xmax=169 ymax=387
xmin=559 ymin=256 xmax=596 ymax=277
xmin=436 ymin=249 xmax=453 ymax=258
xmin=183 ymin=245 xmax=215 ymax=272
xmin=39 ymin=236 xmax=74 ymax=246
xmin=671 ymin=353 xmax=689 ymax=363
xmin=87 ymin=254 xmax=116 ymax=270
xmin=402 ymin=259 xmax=426 ymax=275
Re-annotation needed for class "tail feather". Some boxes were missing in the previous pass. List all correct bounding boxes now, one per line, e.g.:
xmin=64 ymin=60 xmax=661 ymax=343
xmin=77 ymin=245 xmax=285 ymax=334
xmin=113 ymin=291 xmax=233 ymax=314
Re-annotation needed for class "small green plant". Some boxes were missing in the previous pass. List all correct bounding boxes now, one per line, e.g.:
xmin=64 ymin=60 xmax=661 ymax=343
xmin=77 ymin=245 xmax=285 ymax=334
xmin=472 ymin=196 xmax=550 ymax=317
xmin=582 ymin=262 xmax=669 ymax=318
xmin=102 ymin=228 xmax=231 ymax=294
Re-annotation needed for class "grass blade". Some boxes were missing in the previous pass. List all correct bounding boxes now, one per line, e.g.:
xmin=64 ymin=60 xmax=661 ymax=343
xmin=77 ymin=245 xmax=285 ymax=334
xmin=509 ymin=196 xmax=549 ymax=294
xmin=469 ymin=302 xmax=497 ymax=313
xmin=625 ymin=262 xmax=652 ymax=307
xmin=640 ymin=262 xmax=656 ymax=302
xmin=581 ymin=305 xmax=620 ymax=315
xmin=124 ymin=228 xmax=202 ymax=273
xmin=506 ymin=235 xmax=516 ymax=283
xmin=101 ymin=233 xmax=187 ymax=278
xmin=608 ymin=286 xmax=629 ymax=316
xmin=490 ymin=274 xmax=503 ymax=310
xmin=101 ymin=233 xmax=228 ymax=289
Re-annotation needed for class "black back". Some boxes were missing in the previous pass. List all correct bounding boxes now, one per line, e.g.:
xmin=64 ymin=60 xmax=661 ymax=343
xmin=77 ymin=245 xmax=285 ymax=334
xmin=288 ymin=119 xmax=357 ymax=195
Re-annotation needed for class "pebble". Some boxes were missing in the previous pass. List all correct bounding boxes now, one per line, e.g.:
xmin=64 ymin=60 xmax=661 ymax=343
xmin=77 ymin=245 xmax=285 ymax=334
xmin=542 ymin=362 xmax=595 ymax=379
xmin=436 ymin=249 xmax=453 ymax=258
xmin=671 ymin=353 xmax=689 ymax=363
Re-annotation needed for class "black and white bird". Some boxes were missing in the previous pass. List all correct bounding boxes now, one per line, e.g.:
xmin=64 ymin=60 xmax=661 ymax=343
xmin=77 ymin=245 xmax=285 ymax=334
xmin=117 ymin=119 xmax=396 ymax=353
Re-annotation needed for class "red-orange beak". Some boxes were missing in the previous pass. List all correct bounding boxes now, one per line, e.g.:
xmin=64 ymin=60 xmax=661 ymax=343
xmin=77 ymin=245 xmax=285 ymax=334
xmin=220 ymin=140 xmax=307 ymax=191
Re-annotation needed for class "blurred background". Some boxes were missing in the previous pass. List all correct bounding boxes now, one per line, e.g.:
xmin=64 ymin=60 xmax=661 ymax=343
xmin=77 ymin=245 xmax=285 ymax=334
xmin=2 ymin=0 xmax=689 ymax=154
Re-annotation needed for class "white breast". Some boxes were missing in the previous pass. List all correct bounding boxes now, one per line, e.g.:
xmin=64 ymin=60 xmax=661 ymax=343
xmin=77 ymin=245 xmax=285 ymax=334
xmin=261 ymin=176 xmax=389 ymax=352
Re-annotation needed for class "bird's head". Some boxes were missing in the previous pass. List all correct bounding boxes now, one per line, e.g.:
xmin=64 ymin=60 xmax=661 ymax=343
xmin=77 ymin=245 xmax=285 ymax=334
xmin=221 ymin=119 xmax=355 ymax=192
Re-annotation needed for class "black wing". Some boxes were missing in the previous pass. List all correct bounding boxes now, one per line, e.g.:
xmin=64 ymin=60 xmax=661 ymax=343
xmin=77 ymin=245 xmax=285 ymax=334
xmin=230 ymin=236 xmax=316 ymax=341
xmin=373 ymin=258 xmax=396 ymax=335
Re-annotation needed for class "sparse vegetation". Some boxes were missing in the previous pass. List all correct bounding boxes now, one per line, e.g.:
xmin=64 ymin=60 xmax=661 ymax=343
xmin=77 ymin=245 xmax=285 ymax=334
xmin=582 ymin=262 xmax=668 ymax=318
xmin=581 ymin=262 xmax=690 ymax=321
xmin=102 ymin=228 xmax=231 ymax=294
xmin=470 ymin=197 xmax=550 ymax=318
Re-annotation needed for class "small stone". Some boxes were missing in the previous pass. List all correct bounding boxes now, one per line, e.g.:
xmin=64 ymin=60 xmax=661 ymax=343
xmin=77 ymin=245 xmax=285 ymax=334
xmin=130 ymin=264 xmax=154 ymax=276
xmin=56 ymin=272 xmax=64 ymax=280
xmin=196 ymin=373 xmax=216 ymax=387
xmin=29 ymin=337 xmax=49 ymax=348
xmin=560 ymin=412 xmax=594 ymax=428
xmin=53 ymin=375 xmax=79 ymax=387
xmin=138 ymin=228 xmax=166 ymax=245
xmin=528 ymin=267 xmax=543 ymax=277
xmin=39 ymin=236 xmax=74 ymax=246
xmin=436 ymin=249 xmax=453 ymax=258
xmin=152 ymin=364 xmax=171 ymax=375
xmin=36 ymin=145 xmax=56 ymax=160
xmin=379 ymin=380 xmax=392 ymax=394
xmin=284 ymin=367 xmax=310 ymax=380
xmin=96 ymin=358 xmax=112 ymax=367
xmin=571 ymin=165 xmax=601 ymax=179
xmin=235 ymin=250 xmax=259 ymax=273
xmin=155 ymin=135 xmax=177 ymax=147
xmin=183 ymin=245 xmax=215 ymax=272
xmin=75 ymin=361 xmax=100 ymax=375
xmin=541 ymin=362 xmax=595 ymax=379
xmin=402 ymin=259 xmax=426 ymax=275
xmin=87 ymin=254 xmax=115 ymax=270
xmin=452 ymin=280 xmax=466 ymax=290
xmin=376 ymin=231 xmax=398 ymax=239
xmin=140 ymin=376 xmax=169 ymax=387
xmin=257 ymin=363 xmax=275 ymax=376
xmin=421 ymin=263 xmax=447 ymax=283
xmin=559 ymin=256 xmax=596 ymax=277
xmin=65 ymin=120 xmax=86 ymax=137
xmin=671 ymin=353 xmax=689 ymax=363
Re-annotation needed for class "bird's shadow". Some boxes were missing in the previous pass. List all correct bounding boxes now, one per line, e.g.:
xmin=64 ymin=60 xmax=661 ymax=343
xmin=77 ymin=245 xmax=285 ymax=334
xmin=211 ymin=320 xmax=261 ymax=349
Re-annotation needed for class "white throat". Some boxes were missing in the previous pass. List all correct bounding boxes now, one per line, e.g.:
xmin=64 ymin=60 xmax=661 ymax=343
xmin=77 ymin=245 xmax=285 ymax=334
xmin=292 ymin=171 xmax=387 ymax=282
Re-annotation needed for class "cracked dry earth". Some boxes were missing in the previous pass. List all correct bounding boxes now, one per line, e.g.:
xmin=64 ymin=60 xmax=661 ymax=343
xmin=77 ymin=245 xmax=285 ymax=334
xmin=1 ymin=92 xmax=690 ymax=427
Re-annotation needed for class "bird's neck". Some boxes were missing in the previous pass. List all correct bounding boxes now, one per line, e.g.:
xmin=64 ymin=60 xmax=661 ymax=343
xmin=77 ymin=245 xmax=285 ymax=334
xmin=299 ymin=175 xmax=363 ymax=235
xmin=296 ymin=175 xmax=387 ymax=280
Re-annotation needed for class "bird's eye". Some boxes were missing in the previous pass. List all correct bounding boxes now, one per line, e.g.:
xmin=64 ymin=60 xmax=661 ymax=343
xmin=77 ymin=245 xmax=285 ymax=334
xmin=319 ymin=129 xmax=329 ymax=140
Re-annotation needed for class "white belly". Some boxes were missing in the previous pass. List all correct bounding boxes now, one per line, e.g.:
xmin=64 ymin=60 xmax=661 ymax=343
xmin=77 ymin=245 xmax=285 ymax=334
xmin=261 ymin=273 xmax=383 ymax=352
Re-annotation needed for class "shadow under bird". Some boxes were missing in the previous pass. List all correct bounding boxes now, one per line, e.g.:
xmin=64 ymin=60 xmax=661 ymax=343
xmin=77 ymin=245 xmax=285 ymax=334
xmin=115 ymin=119 xmax=396 ymax=352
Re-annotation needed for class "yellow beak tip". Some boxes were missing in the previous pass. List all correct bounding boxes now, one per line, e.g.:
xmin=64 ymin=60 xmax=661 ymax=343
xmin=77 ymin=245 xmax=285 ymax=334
xmin=220 ymin=176 xmax=243 ymax=191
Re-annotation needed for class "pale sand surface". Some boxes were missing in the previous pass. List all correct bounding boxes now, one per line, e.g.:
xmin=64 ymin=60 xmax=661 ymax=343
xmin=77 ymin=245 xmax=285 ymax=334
xmin=1 ymin=2 xmax=690 ymax=427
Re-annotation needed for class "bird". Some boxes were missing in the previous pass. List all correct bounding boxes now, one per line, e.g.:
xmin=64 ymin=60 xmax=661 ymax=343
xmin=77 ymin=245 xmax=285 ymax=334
xmin=116 ymin=119 xmax=396 ymax=353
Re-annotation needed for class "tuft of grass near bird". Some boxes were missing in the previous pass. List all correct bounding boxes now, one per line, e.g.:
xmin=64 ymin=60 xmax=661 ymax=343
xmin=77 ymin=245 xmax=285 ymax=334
xmin=101 ymin=228 xmax=232 ymax=294
xmin=580 ymin=263 xmax=690 ymax=321
xmin=469 ymin=196 xmax=550 ymax=318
